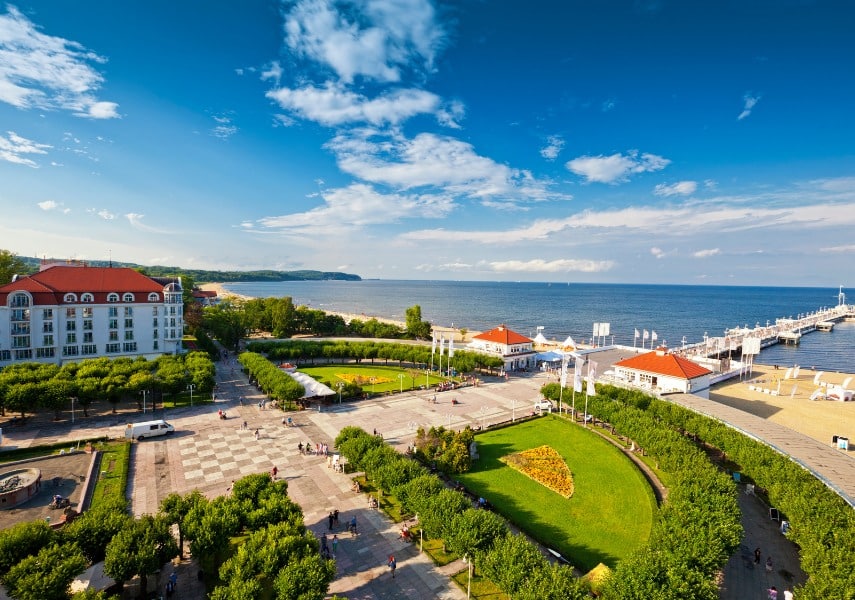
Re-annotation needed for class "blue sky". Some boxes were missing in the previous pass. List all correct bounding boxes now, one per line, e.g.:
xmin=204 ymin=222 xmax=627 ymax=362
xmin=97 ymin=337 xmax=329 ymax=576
xmin=1 ymin=1 xmax=853 ymax=286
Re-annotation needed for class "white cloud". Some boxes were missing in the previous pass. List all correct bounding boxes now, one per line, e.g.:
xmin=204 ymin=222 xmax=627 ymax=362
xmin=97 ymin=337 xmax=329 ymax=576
xmin=253 ymin=183 xmax=455 ymax=236
xmin=488 ymin=258 xmax=614 ymax=274
xmin=0 ymin=130 xmax=51 ymax=167
xmin=737 ymin=93 xmax=760 ymax=120
xmin=283 ymin=0 xmax=444 ymax=84
xmin=540 ymin=135 xmax=564 ymax=160
xmin=267 ymin=82 xmax=444 ymax=126
xmin=566 ymin=151 xmax=670 ymax=184
xmin=0 ymin=6 xmax=119 ymax=117
xmin=260 ymin=61 xmax=283 ymax=84
xmin=820 ymin=244 xmax=855 ymax=253
xmin=693 ymin=248 xmax=720 ymax=258
xmin=210 ymin=114 xmax=238 ymax=139
xmin=650 ymin=247 xmax=666 ymax=259
xmin=125 ymin=213 xmax=173 ymax=234
xmin=327 ymin=130 xmax=567 ymax=204
xmin=38 ymin=200 xmax=69 ymax=213
xmin=654 ymin=180 xmax=697 ymax=196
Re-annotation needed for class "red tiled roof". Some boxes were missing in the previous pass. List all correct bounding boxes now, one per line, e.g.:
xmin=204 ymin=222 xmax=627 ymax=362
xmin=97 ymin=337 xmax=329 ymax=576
xmin=615 ymin=351 xmax=712 ymax=379
xmin=193 ymin=290 xmax=217 ymax=298
xmin=473 ymin=325 xmax=531 ymax=345
xmin=0 ymin=265 xmax=165 ymax=305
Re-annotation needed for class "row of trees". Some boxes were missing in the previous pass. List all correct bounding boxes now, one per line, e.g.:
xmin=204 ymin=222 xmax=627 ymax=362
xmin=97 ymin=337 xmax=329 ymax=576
xmin=0 ymin=474 xmax=337 ymax=600
xmin=237 ymin=352 xmax=306 ymax=406
xmin=247 ymin=339 xmax=504 ymax=376
xmin=0 ymin=353 xmax=215 ymax=419
xmin=334 ymin=426 xmax=589 ymax=600
xmin=412 ymin=425 xmax=475 ymax=473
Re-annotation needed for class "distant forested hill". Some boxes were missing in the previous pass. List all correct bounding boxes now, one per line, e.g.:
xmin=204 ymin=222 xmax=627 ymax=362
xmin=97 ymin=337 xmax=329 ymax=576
xmin=18 ymin=257 xmax=361 ymax=282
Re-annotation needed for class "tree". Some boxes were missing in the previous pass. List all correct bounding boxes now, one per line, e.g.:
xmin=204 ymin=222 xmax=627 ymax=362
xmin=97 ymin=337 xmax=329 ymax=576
xmin=4 ymin=543 xmax=87 ymax=600
xmin=0 ymin=519 xmax=57 ymax=578
xmin=445 ymin=508 xmax=508 ymax=559
xmin=183 ymin=496 xmax=241 ymax=562
xmin=104 ymin=515 xmax=179 ymax=598
xmin=404 ymin=305 xmax=432 ymax=339
xmin=273 ymin=554 xmax=336 ymax=600
xmin=61 ymin=497 xmax=131 ymax=563
xmin=0 ymin=249 xmax=27 ymax=285
xmin=160 ymin=491 xmax=204 ymax=559
xmin=480 ymin=533 xmax=547 ymax=598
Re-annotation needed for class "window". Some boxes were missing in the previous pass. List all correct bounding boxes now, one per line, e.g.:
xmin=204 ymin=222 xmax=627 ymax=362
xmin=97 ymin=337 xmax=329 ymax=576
xmin=12 ymin=336 xmax=31 ymax=348
xmin=62 ymin=345 xmax=79 ymax=357
xmin=15 ymin=349 xmax=32 ymax=360
xmin=107 ymin=293 xmax=119 ymax=303
xmin=153 ymin=340 xmax=159 ymax=351
xmin=66 ymin=308 xmax=76 ymax=319
xmin=109 ymin=319 xmax=118 ymax=329
xmin=81 ymin=293 xmax=94 ymax=303
xmin=153 ymin=329 xmax=158 ymax=340
xmin=124 ymin=318 xmax=134 ymax=329
xmin=11 ymin=309 xmax=29 ymax=321
xmin=106 ymin=343 xmax=120 ymax=353
xmin=82 ymin=307 xmax=93 ymax=318
xmin=43 ymin=335 xmax=54 ymax=346
xmin=0 ymin=350 xmax=11 ymax=361
xmin=36 ymin=348 xmax=55 ymax=358
xmin=124 ymin=330 xmax=134 ymax=341
xmin=123 ymin=342 xmax=137 ymax=352
xmin=108 ymin=306 xmax=118 ymax=317
xmin=123 ymin=293 xmax=135 ymax=302
xmin=152 ymin=307 xmax=159 ymax=316
xmin=124 ymin=307 xmax=133 ymax=317
xmin=153 ymin=318 xmax=159 ymax=328
xmin=66 ymin=321 xmax=76 ymax=331
xmin=11 ymin=293 xmax=30 ymax=307
xmin=12 ymin=324 xmax=30 ymax=335
xmin=83 ymin=320 xmax=93 ymax=330
xmin=109 ymin=331 xmax=119 ymax=341
xmin=170 ymin=306 xmax=176 ymax=315
xmin=82 ymin=344 xmax=97 ymax=355
xmin=83 ymin=332 xmax=93 ymax=343
xmin=43 ymin=322 xmax=53 ymax=333
xmin=64 ymin=293 xmax=77 ymax=303
xmin=149 ymin=293 xmax=159 ymax=302
xmin=66 ymin=333 xmax=77 ymax=344
xmin=43 ymin=308 xmax=53 ymax=319
xmin=170 ymin=317 xmax=176 ymax=328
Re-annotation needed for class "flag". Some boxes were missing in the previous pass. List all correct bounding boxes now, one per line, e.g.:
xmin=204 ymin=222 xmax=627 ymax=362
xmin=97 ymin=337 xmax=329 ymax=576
xmin=449 ymin=337 xmax=455 ymax=358
xmin=560 ymin=358 xmax=568 ymax=387
xmin=439 ymin=336 xmax=445 ymax=354
xmin=634 ymin=328 xmax=640 ymax=339
xmin=586 ymin=360 xmax=598 ymax=396
xmin=651 ymin=331 xmax=658 ymax=341
xmin=593 ymin=323 xmax=600 ymax=338
xmin=643 ymin=329 xmax=649 ymax=340
xmin=431 ymin=333 xmax=436 ymax=355
xmin=573 ymin=362 xmax=583 ymax=393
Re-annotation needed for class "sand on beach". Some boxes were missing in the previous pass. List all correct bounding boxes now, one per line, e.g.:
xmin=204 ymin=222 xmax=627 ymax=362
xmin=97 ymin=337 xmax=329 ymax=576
xmin=709 ymin=364 xmax=855 ymax=448
xmin=198 ymin=283 xmax=480 ymax=342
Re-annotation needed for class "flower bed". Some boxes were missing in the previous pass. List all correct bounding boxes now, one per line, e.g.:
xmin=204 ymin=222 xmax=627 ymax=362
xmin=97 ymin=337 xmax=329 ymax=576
xmin=500 ymin=445 xmax=574 ymax=498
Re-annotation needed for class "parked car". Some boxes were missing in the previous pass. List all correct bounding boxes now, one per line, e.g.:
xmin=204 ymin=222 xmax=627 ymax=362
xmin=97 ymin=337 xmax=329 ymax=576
xmin=533 ymin=399 xmax=554 ymax=411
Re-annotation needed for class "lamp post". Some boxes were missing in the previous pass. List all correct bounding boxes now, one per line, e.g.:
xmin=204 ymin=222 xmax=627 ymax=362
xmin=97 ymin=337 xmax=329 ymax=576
xmin=370 ymin=377 xmax=376 ymax=394
xmin=71 ymin=396 xmax=77 ymax=424
xmin=398 ymin=373 xmax=405 ymax=393
xmin=187 ymin=384 xmax=195 ymax=407
xmin=140 ymin=390 xmax=149 ymax=414
xmin=337 ymin=382 xmax=344 ymax=404
xmin=464 ymin=554 xmax=472 ymax=599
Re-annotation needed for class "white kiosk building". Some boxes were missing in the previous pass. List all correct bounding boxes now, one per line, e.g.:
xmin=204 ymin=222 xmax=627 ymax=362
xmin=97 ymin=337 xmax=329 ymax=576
xmin=469 ymin=324 xmax=536 ymax=372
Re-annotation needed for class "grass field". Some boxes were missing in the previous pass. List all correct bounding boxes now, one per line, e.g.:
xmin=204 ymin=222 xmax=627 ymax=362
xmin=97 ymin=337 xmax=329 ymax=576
xmin=457 ymin=416 xmax=657 ymax=571
xmin=300 ymin=364 xmax=448 ymax=395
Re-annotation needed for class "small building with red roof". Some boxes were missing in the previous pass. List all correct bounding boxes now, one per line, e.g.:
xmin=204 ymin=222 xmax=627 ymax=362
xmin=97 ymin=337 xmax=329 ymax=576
xmin=469 ymin=324 xmax=536 ymax=372
xmin=1 ymin=260 xmax=184 ymax=366
xmin=613 ymin=347 xmax=713 ymax=397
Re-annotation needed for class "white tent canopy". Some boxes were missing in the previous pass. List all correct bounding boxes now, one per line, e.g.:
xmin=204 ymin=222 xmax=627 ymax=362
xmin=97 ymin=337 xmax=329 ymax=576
xmin=283 ymin=370 xmax=336 ymax=399
xmin=533 ymin=332 xmax=548 ymax=344
xmin=70 ymin=561 xmax=115 ymax=594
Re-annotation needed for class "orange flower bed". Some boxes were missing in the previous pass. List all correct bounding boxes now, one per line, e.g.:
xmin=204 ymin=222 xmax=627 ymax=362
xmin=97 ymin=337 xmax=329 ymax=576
xmin=336 ymin=374 xmax=394 ymax=385
xmin=500 ymin=445 xmax=574 ymax=498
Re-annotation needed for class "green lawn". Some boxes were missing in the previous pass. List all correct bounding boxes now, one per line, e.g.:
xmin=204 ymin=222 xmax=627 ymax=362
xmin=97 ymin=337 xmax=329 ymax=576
xmin=457 ymin=416 xmax=657 ymax=571
xmin=300 ymin=364 xmax=449 ymax=395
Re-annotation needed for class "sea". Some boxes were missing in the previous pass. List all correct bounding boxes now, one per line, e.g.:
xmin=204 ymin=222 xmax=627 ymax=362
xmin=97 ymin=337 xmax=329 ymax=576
xmin=220 ymin=281 xmax=855 ymax=373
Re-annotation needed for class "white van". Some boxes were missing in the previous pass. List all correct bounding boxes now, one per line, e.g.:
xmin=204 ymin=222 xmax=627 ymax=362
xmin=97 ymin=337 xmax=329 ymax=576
xmin=125 ymin=419 xmax=175 ymax=440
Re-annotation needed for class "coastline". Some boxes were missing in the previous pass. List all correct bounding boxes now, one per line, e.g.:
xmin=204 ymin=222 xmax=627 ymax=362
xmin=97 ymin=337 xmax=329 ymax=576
xmin=199 ymin=283 xmax=479 ymax=342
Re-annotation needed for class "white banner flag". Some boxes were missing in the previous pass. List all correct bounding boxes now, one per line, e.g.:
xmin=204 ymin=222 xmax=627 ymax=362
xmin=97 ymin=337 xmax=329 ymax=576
xmin=651 ymin=331 xmax=658 ymax=341
xmin=593 ymin=322 xmax=600 ymax=338
xmin=560 ymin=359 xmax=568 ymax=387
xmin=449 ymin=337 xmax=455 ymax=358
xmin=634 ymin=328 xmax=640 ymax=339
xmin=586 ymin=360 xmax=598 ymax=396
xmin=643 ymin=329 xmax=649 ymax=340
xmin=431 ymin=333 xmax=436 ymax=355
xmin=601 ymin=323 xmax=610 ymax=337
xmin=439 ymin=336 xmax=445 ymax=354
xmin=574 ymin=362 xmax=584 ymax=393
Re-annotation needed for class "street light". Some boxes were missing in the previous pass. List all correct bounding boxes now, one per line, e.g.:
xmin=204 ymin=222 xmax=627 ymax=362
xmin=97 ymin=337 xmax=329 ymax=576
xmin=70 ymin=396 xmax=77 ymax=424
xmin=140 ymin=390 xmax=149 ymax=414
xmin=398 ymin=373 xmax=405 ymax=393
xmin=187 ymin=384 xmax=195 ymax=407
xmin=336 ymin=382 xmax=344 ymax=404
xmin=463 ymin=554 xmax=473 ymax=599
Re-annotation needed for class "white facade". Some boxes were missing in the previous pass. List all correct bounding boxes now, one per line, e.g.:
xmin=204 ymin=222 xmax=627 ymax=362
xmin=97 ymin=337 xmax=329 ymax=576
xmin=0 ymin=265 xmax=184 ymax=366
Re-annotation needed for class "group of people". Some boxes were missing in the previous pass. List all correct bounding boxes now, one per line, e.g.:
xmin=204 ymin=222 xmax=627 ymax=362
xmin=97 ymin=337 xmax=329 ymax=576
xmin=297 ymin=441 xmax=329 ymax=456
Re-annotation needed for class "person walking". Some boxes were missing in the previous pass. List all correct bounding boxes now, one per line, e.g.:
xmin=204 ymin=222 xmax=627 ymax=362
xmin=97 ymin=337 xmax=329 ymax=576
xmin=271 ymin=466 xmax=278 ymax=479
xmin=766 ymin=555 xmax=773 ymax=573
xmin=254 ymin=428 xmax=260 ymax=441
xmin=754 ymin=547 xmax=761 ymax=565
xmin=332 ymin=534 xmax=338 ymax=556
xmin=328 ymin=511 xmax=334 ymax=531
xmin=783 ymin=588 xmax=793 ymax=600
xmin=388 ymin=554 xmax=397 ymax=578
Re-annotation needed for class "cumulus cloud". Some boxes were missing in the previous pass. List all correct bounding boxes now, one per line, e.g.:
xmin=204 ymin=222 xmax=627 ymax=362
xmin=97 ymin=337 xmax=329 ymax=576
xmin=693 ymin=248 xmax=720 ymax=258
xmin=737 ymin=93 xmax=760 ymax=120
xmin=650 ymin=247 xmax=666 ymax=259
xmin=654 ymin=180 xmax=697 ymax=197
xmin=820 ymin=244 xmax=855 ymax=253
xmin=0 ymin=6 xmax=119 ymax=118
xmin=211 ymin=114 xmax=238 ymax=139
xmin=252 ymin=182 xmax=455 ymax=237
xmin=38 ymin=200 xmax=69 ymax=213
xmin=327 ymin=130 xmax=567 ymax=204
xmin=566 ymin=151 xmax=670 ymax=184
xmin=283 ymin=0 xmax=445 ymax=84
xmin=0 ymin=130 xmax=51 ymax=167
xmin=540 ymin=135 xmax=565 ymax=160
xmin=489 ymin=258 xmax=615 ymax=274
xmin=267 ymin=82 xmax=445 ymax=126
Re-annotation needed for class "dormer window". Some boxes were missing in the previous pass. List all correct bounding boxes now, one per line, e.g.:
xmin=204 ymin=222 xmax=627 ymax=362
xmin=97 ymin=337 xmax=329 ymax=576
xmin=123 ymin=293 xmax=135 ymax=302
xmin=107 ymin=293 xmax=120 ymax=303
xmin=148 ymin=292 xmax=159 ymax=302
xmin=64 ymin=293 xmax=78 ymax=303
xmin=81 ymin=293 xmax=94 ymax=303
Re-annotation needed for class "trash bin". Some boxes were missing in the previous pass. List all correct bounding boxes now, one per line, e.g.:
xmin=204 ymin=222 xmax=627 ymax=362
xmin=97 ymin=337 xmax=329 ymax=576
xmin=838 ymin=437 xmax=849 ymax=450
xmin=832 ymin=435 xmax=839 ymax=445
